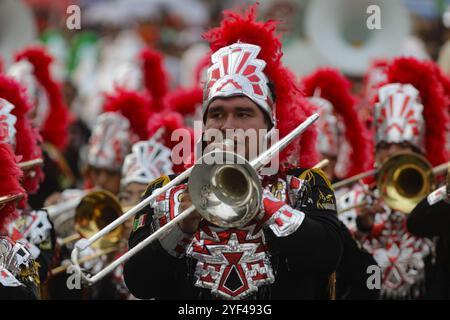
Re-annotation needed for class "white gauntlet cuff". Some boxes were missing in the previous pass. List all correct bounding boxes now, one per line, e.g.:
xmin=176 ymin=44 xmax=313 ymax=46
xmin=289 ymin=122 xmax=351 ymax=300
xmin=159 ymin=224 xmax=194 ymax=258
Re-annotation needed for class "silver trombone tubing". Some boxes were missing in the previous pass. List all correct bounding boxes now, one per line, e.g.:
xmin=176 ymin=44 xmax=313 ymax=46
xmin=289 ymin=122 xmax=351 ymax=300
xmin=71 ymin=113 xmax=319 ymax=284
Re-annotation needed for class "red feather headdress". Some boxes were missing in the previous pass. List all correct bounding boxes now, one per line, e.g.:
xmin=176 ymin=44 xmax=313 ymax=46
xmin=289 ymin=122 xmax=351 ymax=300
xmin=361 ymin=59 xmax=389 ymax=102
xmin=427 ymin=61 xmax=450 ymax=161
xmin=103 ymin=89 xmax=153 ymax=140
xmin=0 ymin=74 xmax=44 ymax=194
xmin=194 ymin=53 xmax=211 ymax=86
xmin=0 ymin=140 xmax=26 ymax=232
xmin=140 ymin=48 xmax=170 ymax=112
xmin=383 ymin=57 xmax=449 ymax=165
xmin=428 ymin=61 xmax=450 ymax=115
xmin=15 ymin=46 xmax=71 ymax=150
xmin=301 ymin=68 xmax=373 ymax=176
xmin=386 ymin=58 xmax=448 ymax=165
xmin=203 ymin=4 xmax=319 ymax=168
xmin=147 ymin=111 xmax=194 ymax=173
xmin=166 ymin=86 xmax=203 ymax=117
xmin=165 ymin=52 xmax=207 ymax=120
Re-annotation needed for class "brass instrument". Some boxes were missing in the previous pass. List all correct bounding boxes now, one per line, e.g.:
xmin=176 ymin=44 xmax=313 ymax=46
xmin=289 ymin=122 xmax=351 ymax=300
xmin=376 ymin=153 xmax=436 ymax=214
xmin=45 ymin=189 xmax=88 ymax=220
xmin=18 ymin=158 xmax=44 ymax=171
xmin=0 ymin=159 xmax=42 ymax=211
xmin=50 ymin=190 xmax=123 ymax=276
xmin=313 ymin=159 xmax=330 ymax=170
xmin=72 ymin=190 xmax=123 ymax=249
xmin=0 ymin=194 xmax=24 ymax=211
xmin=70 ymin=113 xmax=320 ymax=285
xmin=332 ymin=169 xmax=376 ymax=189
xmin=337 ymin=153 xmax=449 ymax=214
xmin=304 ymin=0 xmax=411 ymax=77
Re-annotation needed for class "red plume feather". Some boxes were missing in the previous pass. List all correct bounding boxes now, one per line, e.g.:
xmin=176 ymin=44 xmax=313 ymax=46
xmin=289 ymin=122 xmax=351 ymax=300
xmin=194 ymin=53 xmax=211 ymax=86
xmin=301 ymin=68 xmax=373 ymax=176
xmin=15 ymin=46 xmax=72 ymax=150
xmin=103 ymin=89 xmax=153 ymax=140
xmin=140 ymin=48 xmax=170 ymax=112
xmin=361 ymin=59 xmax=389 ymax=101
xmin=203 ymin=5 xmax=319 ymax=168
xmin=166 ymin=87 xmax=203 ymax=116
xmin=385 ymin=57 xmax=449 ymax=165
xmin=147 ymin=111 xmax=194 ymax=173
xmin=0 ymin=75 xmax=44 ymax=194
xmin=428 ymin=61 xmax=450 ymax=115
xmin=0 ymin=141 xmax=26 ymax=232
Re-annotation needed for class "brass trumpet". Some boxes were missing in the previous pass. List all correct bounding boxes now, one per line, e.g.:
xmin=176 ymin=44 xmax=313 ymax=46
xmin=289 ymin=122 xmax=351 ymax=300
xmin=71 ymin=113 xmax=320 ymax=285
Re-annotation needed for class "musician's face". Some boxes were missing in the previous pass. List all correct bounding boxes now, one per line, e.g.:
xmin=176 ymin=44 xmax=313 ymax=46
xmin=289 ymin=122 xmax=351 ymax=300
xmin=119 ymin=182 xmax=147 ymax=208
xmin=204 ymin=96 xmax=270 ymax=159
xmin=376 ymin=142 xmax=415 ymax=165
xmin=88 ymin=167 xmax=121 ymax=195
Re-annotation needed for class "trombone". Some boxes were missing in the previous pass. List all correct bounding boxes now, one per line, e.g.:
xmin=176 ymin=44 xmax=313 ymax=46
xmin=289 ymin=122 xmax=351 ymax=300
xmin=71 ymin=113 xmax=320 ymax=285
xmin=45 ymin=190 xmax=88 ymax=220
xmin=18 ymin=158 xmax=44 ymax=171
xmin=49 ymin=190 xmax=124 ymax=277
xmin=0 ymin=194 xmax=24 ymax=211
xmin=337 ymin=153 xmax=450 ymax=214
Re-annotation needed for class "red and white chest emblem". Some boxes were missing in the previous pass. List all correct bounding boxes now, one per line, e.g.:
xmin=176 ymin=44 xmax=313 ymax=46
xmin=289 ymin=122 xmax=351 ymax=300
xmin=187 ymin=223 xmax=274 ymax=300
xmin=362 ymin=211 xmax=433 ymax=299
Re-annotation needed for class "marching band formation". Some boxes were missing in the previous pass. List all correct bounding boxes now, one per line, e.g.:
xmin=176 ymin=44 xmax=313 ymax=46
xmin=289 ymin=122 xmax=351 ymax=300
xmin=1 ymin=3 xmax=450 ymax=300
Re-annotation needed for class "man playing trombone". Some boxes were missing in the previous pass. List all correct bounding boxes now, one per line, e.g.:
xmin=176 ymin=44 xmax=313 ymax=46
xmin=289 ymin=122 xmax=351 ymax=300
xmin=122 ymin=6 xmax=343 ymax=300
xmin=338 ymin=57 xmax=449 ymax=299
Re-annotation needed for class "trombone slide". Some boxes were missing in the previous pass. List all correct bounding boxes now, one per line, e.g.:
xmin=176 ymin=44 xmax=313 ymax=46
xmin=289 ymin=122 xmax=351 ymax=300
xmin=71 ymin=113 xmax=320 ymax=284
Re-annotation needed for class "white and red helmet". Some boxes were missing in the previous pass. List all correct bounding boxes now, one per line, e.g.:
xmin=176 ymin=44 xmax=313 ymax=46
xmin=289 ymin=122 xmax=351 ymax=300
xmin=0 ymin=98 xmax=17 ymax=145
xmin=374 ymin=83 xmax=424 ymax=150
xmin=308 ymin=96 xmax=340 ymax=157
xmin=201 ymin=5 xmax=320 ymax=168
xmin=121 ymin=139 xmax=173 ymax=187
xmin=301 ymin=68 xmax=372 ymax=177
xmin=203 ymin=43 xmax=275 ymax=124
xmin=87 ymin=112 xmax=132 ymax=172
xmin=373 ymin=57 xmax=449 ymax=165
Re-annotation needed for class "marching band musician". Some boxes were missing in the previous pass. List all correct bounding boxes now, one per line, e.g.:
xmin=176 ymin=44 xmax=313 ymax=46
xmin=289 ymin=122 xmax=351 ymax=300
xmin=123 ymin=6 xmax=343 ymax=300
xmin=407 ymin=169 xmax=450 ymax=299
xmin=338 ymin=57 xmax=449 ymax=299
xmin=7 ymin=46 xmax=74 ymax=210
xmin=300 ymin=69 xmax=379 ymax=300
xmin=44 ymin=111 xmax=133 ymax=300
xmin=119 ymin=139 xmax=173 ymax=212
xmin=300 ymin=68 xmax=372 ymax=185
xmin=111 ymin=137 xmax=174 ymax=299
xmin=84 ymin=112 xmax=133 ymax=196
xmin=0 ymin=98 xmax=40 ymax=300
xmin=0 ymin=75 xmax=56 ymax=287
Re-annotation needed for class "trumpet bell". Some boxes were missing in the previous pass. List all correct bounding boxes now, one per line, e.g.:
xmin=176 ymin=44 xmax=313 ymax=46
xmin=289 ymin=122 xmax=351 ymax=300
xmin=75 ymin=190 xmax=123 ymax=249
xmin=377 ymin=153 xmax=435 ymax=214
xmin=188 ymin=150 xmax=263 ymax=228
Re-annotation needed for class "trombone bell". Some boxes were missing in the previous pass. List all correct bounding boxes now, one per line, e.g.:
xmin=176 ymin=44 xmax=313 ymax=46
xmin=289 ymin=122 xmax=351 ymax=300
xmin=74 ymin=190 xmax=123 ymax=250
xmin=188 ymin=150 xmax=263 ymax=228
xmin=377 ymin=153 xmax=435 ymax=214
